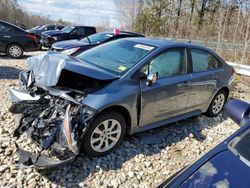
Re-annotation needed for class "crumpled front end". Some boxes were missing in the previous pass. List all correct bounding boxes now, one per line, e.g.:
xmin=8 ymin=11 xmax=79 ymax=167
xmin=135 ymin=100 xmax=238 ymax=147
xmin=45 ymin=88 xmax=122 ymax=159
xmin=10 ymin=85 xmax=96 ymax=169
xmin=9 ymin=64 xmax=102 ymax=168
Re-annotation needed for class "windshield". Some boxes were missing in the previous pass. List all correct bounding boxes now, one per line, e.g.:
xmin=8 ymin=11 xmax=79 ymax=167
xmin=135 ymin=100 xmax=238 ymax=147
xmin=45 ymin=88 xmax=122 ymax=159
xmin=81 ymin=33 xmax=114 ymax=44
xmin=76 ymin=40 xmax=155 ymax=75
xmin=230 ymin=129 xmax=250 ymax=164
xmin=61 ymin=26 xmax=75 ymax=33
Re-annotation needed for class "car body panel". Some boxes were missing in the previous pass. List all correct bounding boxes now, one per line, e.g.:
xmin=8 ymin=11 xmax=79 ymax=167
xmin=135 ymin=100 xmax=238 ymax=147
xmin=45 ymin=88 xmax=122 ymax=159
xmin=180 ymin=150 xmax=250 ymax=188
xmin=139 ymin=74 xmax=192 ymax=126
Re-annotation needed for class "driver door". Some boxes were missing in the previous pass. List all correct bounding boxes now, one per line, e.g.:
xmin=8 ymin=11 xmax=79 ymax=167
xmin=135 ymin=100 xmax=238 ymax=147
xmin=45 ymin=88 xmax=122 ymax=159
xmin=139 ymin=48 xmax=192 ymax=127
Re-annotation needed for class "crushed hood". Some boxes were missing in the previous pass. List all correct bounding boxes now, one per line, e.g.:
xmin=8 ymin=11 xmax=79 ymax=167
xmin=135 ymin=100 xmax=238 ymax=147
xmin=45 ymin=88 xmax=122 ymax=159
xmin=27 ymin=51 xmax=119 ymax=89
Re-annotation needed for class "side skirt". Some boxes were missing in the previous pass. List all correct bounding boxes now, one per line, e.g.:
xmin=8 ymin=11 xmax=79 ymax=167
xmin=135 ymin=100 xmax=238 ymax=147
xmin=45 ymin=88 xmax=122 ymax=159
xmin=131 ymin=110 xmax=202 ymax=134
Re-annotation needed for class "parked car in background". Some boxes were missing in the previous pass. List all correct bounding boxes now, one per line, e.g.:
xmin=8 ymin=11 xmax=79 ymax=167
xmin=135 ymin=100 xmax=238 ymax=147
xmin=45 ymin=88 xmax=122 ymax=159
xmin=51 ymin=31 xmax=144 ymax=56
xmin=0 ymin=20 xmax=39 ymax=58
xmin=27 ymin=24 xmax=64 ymax=41
xmin=159 ymin=99 xmax=250 ymax=188
xmin=9 ymin=38 xmax=234 ymax=168
xmin=40 ymin=25 xmax=96 ymax=48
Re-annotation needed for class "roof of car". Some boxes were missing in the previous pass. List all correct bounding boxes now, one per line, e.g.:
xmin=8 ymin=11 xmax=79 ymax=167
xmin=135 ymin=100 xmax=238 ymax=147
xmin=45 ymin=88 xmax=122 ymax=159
xmin=99 ymin=31 xmax=144 ymax=37
xmin=124 ymin=37 xmax=210 ymax=50
xmin=69 ymin=25 xmax=96 ymax=28
xmin=0 ymin=20 xmax=26 ymax=31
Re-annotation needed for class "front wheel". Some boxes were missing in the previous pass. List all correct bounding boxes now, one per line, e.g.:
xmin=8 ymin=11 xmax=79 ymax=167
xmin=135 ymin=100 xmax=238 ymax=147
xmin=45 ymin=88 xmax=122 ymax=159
xmin=206 ymin=90 xmax=227 ymax=117
xmin=80 ymin=112 xmax=126 ymax=157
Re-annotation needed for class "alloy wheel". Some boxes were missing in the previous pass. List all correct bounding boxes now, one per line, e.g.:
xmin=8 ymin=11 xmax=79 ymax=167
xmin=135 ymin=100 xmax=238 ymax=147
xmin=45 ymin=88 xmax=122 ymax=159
xmin=212 ymin=93 xmax=225 ymax=115
xmin=90 ymin=119 xmax=122 ymax=152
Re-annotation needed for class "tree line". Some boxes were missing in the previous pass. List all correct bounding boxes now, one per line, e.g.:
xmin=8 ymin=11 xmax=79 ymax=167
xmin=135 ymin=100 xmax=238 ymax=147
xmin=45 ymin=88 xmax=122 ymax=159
xmin=117 ymin=0 xmax=250 ymax=64
xmin=0 ymin=0 xmax=68 ymax=28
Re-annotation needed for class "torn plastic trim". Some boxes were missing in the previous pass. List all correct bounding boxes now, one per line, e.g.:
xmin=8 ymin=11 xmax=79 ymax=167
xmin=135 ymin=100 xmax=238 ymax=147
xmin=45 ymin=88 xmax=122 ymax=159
xmin=62 ymin=104 xmax=78 ymax=153
xmin=10 ymin=89 xmax=40 ymax=103
xmin=15 ymin=145 xmax=76 ymax=169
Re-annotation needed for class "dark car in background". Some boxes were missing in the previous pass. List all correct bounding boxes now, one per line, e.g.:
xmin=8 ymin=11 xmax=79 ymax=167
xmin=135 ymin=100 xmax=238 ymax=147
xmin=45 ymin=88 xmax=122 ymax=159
xmin=40 ymin=25 xmax=96 ymax=48
xmin=10 ymin=38 xmax=234 ymax=168
xmin=0 ymin=20 xmax=39 ymax=58
xmin=27 ymin=24 xmax=64 ymax=42
xmin=160 ymin=99 xmax=250 ymax=188
xmin=51 ymin=31 xmax=144 ymax=56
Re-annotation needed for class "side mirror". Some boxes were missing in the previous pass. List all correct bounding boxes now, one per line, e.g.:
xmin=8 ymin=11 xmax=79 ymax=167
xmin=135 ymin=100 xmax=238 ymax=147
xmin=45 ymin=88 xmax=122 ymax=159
xmin=224 ymin=99 xmax=250 ymax=125
xmin=147 ymin=73 xmax=158 ymax=86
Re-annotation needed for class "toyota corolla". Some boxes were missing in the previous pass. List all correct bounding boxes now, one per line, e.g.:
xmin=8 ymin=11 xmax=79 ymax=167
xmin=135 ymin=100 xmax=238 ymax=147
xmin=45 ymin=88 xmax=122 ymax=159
xmin=9 ymin=38 xmax=234 ymax=168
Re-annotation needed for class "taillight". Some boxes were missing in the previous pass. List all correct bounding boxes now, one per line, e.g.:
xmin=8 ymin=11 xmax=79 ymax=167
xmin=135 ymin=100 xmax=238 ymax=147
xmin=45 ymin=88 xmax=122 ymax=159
xmin=25 ymin=34 xmax=37 ymax=43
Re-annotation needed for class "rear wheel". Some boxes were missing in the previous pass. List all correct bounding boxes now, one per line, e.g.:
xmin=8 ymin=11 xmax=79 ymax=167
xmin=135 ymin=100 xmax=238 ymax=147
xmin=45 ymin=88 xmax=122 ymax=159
xmin=81 ymin=112 xmax=126 ymax=157
xmin=206 ymin=90 xmax=227 ymax=117
xmin=6 ymin=44 xmax=23 ymax=58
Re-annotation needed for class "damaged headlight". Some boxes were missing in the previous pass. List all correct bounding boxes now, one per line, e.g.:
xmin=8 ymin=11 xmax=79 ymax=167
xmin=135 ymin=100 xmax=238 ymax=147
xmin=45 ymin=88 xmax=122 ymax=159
xmin=59 ymin=103 xmax=96 ymax=154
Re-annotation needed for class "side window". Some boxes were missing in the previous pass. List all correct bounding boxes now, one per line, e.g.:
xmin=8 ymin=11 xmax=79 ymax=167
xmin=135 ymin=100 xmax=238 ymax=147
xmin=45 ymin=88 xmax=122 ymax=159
xmin=86 ymin=27 xmax=96 ymax=35
xmin=47 ymin=26 xmax=55 ymax=30
xmin=191 ymin=49 xmax=222 ymax=73
xmin=70 ymin=28 xmax=78 ymax=35
xmin=0 ymin=23 xmax=13 ymax=32
xmin=148 ymin=49 xmax=187 ymax=79
xmin=77 ymin=27 xmax=86 ymax=35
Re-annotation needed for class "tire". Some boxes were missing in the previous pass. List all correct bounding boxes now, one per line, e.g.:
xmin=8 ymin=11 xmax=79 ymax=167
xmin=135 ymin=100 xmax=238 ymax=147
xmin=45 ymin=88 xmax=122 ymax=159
xmin=6 ymin=44 xmax=23 ymax=58
xmin=206 ymin=90 xmax=227 ymax=117
xmin=80 ymin=111 xmax=126 ymax=157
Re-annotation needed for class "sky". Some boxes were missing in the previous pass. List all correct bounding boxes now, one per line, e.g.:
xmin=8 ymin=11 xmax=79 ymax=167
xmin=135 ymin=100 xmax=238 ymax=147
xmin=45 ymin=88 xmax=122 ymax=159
xmin=18 ymin=0 xmax=121 ymax=27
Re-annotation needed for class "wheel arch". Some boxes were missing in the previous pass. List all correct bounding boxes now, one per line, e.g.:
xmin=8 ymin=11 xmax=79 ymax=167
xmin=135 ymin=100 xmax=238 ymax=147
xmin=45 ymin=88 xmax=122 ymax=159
xmin=206 ymin=86 xmax=230 ymax=112
xmin=97 ymin=105 xmax=132 ymax=134
xmin=5 ymin=42 xmax=24 ymax=53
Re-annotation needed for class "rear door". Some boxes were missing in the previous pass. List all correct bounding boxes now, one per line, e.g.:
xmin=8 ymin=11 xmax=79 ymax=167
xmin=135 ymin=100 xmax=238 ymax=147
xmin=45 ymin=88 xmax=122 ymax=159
xmin=186 ymin=48 xmax=224 ymax=111
xmin=139 ymin=48 xmax=192 ymax=126
xmin=0 ymin=22 xmax=15 ymax=52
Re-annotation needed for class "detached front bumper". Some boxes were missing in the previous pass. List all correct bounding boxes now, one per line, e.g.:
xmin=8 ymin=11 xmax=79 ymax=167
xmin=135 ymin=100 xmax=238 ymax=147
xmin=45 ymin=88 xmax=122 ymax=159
xmin=16 ymin=145 xmax=76 ymax=169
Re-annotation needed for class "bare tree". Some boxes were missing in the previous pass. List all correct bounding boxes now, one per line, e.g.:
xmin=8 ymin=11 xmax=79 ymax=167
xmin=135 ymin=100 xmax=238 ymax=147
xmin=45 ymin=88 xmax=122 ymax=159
xmin=115 ymin=0 xmax=139 ymax=30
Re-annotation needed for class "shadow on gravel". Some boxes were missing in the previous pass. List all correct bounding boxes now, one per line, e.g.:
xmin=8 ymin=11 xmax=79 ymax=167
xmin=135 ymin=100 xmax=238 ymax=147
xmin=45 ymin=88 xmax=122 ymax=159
xmin=0 ymin=54 xmax=32 ymax=59
xmin=0 ymin=66 xmax=22 ymax=79
xmin=38 ymin=112 xmax=229 ymax=187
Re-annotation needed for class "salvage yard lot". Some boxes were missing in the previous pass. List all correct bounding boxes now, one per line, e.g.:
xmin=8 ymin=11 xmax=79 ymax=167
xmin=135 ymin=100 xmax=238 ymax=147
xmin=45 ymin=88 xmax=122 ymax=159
xmin=0 ymin=52 xmax=250 ymax=188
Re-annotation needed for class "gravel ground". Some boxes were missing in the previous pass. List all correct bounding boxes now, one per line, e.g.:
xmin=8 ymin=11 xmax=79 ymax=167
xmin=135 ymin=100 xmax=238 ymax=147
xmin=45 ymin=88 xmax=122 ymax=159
xmin=0 ymin=51 xmax=250 ymax=188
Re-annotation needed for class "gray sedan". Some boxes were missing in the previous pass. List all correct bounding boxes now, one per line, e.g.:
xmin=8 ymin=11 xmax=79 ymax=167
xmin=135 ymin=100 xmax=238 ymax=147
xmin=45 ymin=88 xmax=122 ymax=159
xmin=10 ymin=38 xmax=234 ymax=167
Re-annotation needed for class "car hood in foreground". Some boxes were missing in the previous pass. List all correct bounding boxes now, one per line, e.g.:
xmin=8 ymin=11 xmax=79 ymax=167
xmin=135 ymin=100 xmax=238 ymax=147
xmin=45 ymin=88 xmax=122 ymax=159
xmin=26 ymin=51 xmax=119 ymax=90
xmin=52 ymin=39 xmax=90 ymax=50
xmin=181 ymin=150 xmax=250 ymax=188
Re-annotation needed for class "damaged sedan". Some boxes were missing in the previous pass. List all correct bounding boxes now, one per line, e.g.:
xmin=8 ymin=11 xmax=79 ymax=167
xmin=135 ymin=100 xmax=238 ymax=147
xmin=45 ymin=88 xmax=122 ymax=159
xmin=9 ymin=38 xmax=234 ymax=168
